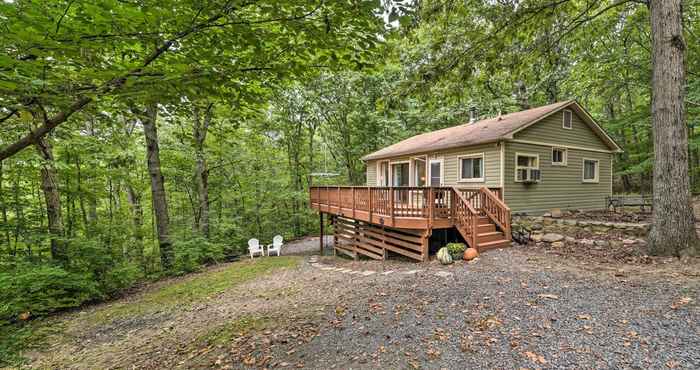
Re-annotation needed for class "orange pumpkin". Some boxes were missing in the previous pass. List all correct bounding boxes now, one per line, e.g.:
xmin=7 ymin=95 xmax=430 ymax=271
xmin=463 ymin=248 xmax=479 ymax=261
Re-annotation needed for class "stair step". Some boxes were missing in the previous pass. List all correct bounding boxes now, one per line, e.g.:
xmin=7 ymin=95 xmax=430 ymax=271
xmin=477 ymin=224 xmax=496 ymax=233
xmin=478 ymin=231 xmax=505 ymax=243
xmin=477 ymin=239 xmax=512 ymax=251
xmin=478 ymin=216 xmax=492 ymax=226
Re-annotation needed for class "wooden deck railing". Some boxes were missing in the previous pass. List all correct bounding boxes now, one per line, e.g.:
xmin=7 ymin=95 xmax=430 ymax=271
xmin=452 ymin=189 xmax=479 ymax=248
xmin=479 ymin=186 xmax=512 ymax=239
xmin=310 ymin=186 xmax=510 ymax=247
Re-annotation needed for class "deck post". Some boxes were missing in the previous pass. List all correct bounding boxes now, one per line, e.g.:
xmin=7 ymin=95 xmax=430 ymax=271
xmin=450 ymin=189 xmax=455 ymax=225
xmin=352 ymin=187 xmax=356 ymax=219
xmin=428 ymin=187 xmax=434 ymax=228
xmin=390 ymin=187 xmax=395 ymax=225
xmin=319 ymin=212 xmax=324 ymax=254
xmin=368 ymin=187 xmax=373 ymax=223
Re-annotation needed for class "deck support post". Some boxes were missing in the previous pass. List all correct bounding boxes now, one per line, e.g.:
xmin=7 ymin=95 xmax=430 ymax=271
xmin=390 ymin=187 xmax=395 ymax=225
xmin=368 ymin=187 xmax=373 ymax=223
xmin=319 ymin=212 xmax=324 ymax=254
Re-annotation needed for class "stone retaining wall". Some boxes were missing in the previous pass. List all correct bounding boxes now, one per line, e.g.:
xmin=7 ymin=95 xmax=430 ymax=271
xmin=512 ymin=215 xmax=649 ymax=249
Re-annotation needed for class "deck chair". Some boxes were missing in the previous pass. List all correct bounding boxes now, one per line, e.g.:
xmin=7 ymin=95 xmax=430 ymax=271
xmin=267 ymin=235 xmax=283 ymax=257
xmin=248 ymin=238 xmax=264 ymax=259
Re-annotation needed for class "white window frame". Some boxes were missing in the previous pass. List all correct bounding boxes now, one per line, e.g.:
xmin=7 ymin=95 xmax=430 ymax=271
xmin=457 ymin=153 xmax=485 ymax=183
xmin=514 ymin=152 xmax=540 ymax=183
xmin=412 ymin=156 xmax=428 ymax=187
xmin=428 ymin=158 xmax=444 ymax=186
xmin=376 ymin=160 xmax=389 ymax=186
xmin=551 ymin=147 xmax=567 ymax=166
xmin=582 ymin=158 xmax=600 ymax=183
xmin=389 ymin=160 xmax=411 ymax=187
xmin=562 ymin=109 xmax=573 ymax=129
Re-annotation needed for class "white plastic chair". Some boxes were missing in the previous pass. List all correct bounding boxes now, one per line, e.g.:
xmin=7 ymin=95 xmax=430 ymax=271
xmin=267 ymin=235 xmax=283 ymax=257
xmin=248 ymin=238 xmax=264 ymax=259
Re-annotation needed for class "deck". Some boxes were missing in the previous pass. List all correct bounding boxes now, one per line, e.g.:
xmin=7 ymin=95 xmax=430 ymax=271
xmin=310 ymin=186 xmax=512 ymax=261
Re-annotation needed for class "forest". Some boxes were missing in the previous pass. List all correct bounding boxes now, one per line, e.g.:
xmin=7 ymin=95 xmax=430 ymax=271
xmin=0 ymin=0 xmax=699 ymax=358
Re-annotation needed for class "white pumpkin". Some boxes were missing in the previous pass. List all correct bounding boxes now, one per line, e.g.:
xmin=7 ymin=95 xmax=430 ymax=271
xmin=437 ymin=247 xmax=453 ymax=264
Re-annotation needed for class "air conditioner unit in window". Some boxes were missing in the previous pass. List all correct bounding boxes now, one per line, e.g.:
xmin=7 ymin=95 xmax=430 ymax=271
xmin=518 ymin=168 xmax=541 ymax=183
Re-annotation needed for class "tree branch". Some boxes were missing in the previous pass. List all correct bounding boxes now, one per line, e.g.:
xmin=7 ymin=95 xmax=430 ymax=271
xmin=0 ymin=2 xmax=240 ymax=161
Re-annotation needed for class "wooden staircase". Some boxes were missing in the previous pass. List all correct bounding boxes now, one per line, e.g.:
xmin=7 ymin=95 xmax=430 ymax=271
xmin=471 ymin=215 xmax=511 ymax=251
xmin=453 ymin=187 xmax=512 ymax=252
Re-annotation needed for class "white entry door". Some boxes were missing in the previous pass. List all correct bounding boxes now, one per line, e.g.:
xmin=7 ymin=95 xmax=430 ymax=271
xmin=429 ymin=160 xmax=442 ymax=186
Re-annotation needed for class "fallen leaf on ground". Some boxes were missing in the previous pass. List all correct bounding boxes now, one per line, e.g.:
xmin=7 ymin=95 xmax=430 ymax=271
xmin=670 ymin=297 xmax=692 ymax=310
xmin=524 ymin=351 xmax=547 ymax=364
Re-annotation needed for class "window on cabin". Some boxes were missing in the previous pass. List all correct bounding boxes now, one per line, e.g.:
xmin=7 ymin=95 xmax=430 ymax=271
xmin=563 ymin=110 xmax=573 ymax=129
xmin=583 ymin=159 xmax=599 ymax=182
xmin=552 ymin=148 xmax=567 ymax=165
xmin=515 ymin=153 xmax=540 ymax=182
xmin=459 ymin=155 xmax=484 ymax=181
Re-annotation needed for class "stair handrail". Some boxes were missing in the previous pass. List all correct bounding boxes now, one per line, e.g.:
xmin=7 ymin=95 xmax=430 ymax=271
xmin=479 ymin=186 xmax=512 ymax=241
xmin=451 ymin=187 xmax=479 ymax=248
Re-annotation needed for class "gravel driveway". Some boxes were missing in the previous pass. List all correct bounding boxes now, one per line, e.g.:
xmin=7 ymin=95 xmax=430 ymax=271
xmin=279 ymin=248 xmax=700 ymax=369
xmin=25 ymin=240 xmax=699 ymax=369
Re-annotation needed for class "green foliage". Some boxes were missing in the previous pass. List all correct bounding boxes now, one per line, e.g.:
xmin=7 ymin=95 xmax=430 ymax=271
xmin=446 ymin=242 xmax=466 ymax=258
xmin=173 ymin=237 xmax=225 ymax=274
xmin=0 ymin=264 xmax=100 ymax=324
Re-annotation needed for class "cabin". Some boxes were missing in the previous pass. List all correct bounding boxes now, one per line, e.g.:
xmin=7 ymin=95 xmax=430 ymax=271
xmin=309 ymin=100 xmax=622 ymax=262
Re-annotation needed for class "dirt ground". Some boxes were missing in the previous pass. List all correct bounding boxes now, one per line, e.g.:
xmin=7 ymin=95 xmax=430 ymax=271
xmin=20 ymin=238 xmax=700 ymax=370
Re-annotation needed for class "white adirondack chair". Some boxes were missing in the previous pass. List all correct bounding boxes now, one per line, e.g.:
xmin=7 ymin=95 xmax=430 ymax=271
xmin=248 ymin=238 xmax=264 ymax=259
xmin=267 ymin=235 xmax=283 ymax=257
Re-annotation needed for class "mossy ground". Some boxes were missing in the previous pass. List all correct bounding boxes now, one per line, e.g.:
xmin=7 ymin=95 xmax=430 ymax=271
xmin=0 ymin=256 xmax=301 ymax=367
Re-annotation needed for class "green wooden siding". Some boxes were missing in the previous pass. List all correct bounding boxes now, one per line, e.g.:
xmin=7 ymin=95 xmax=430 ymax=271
xmin=503 ymin=141 xmax=612 ymax=213
xmin=514 ymin=110 xmax=610 ymax=150
xmin=363 ymin=143 xmax=501 ymax=188
xmin=366 ymin=160 xmax=377 ymax=185
xmin=438 ymin=144 xmax=501 ymax=188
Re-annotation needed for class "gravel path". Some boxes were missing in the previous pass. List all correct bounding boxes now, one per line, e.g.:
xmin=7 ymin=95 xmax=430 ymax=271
xmin=25 ymin=240 xmax=699 ymax=369
xmin=294 ymin=249 xmax=699 ymax=369
xmin=282 ymin=236 xmax=334 ymax=256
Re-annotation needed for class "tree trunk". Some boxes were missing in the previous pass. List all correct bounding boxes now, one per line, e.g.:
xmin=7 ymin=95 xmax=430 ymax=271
xmin=126 ymin=183 xmax=145 ymax=265
xmin=0 ymin=161 xmax=11 ymax=252
xmin=192 ymin=103 xmax=213 ymax=238
xmin=140 ymin=103 xmax=173 ymax=269
xmin=648 ymin=0 xmax=698 ymax=257
xmin=35 ymin=137 xmax=67 ymax=263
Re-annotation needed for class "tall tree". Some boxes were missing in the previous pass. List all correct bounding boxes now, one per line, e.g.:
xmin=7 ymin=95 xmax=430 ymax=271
xmin=647 ymin=0 xmax=698 ymax=256
xmin=138 ymin=104 xmax=173 ymax=269
xmin=35 ymin=137 xmax=66 ymax=263
xmin=192 ymin=102 xmax=213 ymax=238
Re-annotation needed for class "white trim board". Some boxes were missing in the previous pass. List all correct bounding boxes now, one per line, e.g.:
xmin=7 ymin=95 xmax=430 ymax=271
xmin=499 ymin=141 xmax=505 ymax=188
xmin=508 ymin=139 xmax=616 ymax=154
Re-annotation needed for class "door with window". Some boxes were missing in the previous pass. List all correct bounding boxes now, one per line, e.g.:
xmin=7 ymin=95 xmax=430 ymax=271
xmin=414 ymin=158 xmax=426 ymax=187
xmin=429 ymin=160 xmax=442 ymax=186
xmin=391 ymin=163 xmax=410 ymax=186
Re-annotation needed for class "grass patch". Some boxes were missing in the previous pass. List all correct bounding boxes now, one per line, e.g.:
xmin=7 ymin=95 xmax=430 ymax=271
xmin=0 ymin=319 xmax=65 ymax=367
xmin=93 ymin=256 xmax=301 ymax=323
xmin=199 ymin=316 xmax=271 ymax=346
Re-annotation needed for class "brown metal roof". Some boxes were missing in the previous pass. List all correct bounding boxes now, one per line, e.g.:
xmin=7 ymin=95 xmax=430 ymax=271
xmin=362 ymin=100 xmax=619 ymax=161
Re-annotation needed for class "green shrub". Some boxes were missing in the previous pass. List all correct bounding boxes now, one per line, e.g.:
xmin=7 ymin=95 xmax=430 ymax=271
xmin=98 ymin=262 xmax=143 ymax=296
xmin=446 ymin=242 xmax=466 ymax=258
xmin=173 ymin=237 xmax=225 ymax=274
xmin=0 ymin=264 xmax=100 ymax=324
